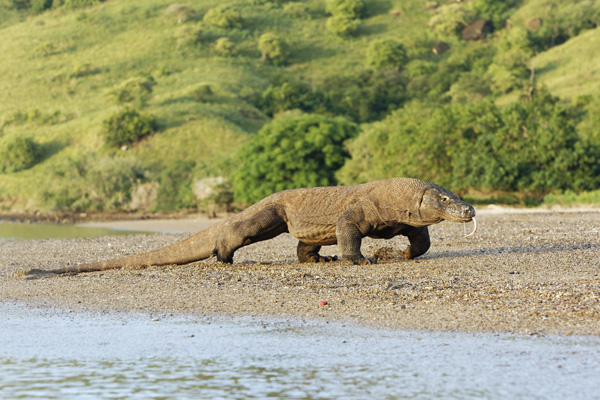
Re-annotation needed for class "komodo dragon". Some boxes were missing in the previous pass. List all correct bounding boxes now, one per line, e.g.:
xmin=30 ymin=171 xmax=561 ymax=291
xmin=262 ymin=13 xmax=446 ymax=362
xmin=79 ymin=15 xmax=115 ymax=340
xmin=24 ymin=178 xmax=475 ymax=277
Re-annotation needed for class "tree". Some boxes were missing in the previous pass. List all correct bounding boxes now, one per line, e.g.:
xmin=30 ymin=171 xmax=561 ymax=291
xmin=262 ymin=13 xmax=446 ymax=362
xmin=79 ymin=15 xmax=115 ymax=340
xmin=258 ymin=32 xmax=288 ymax=64
xmin=232 ymin=112 xmax=358 ymax=204
xmin=110 ymin=76 xmax=156 ymax=109
xmin=325 ymin=0 xmax=365 ymax=19
xmin=366 ymin=39 xmax=407 ymax=71
xmin=203 ymin=6 xmax=243 ymax=29
xmin=102 ymin=108 xmax=156 ymax=148
xmin=326 ymin=15 xmax=360 ymax=38
xmin=0 ymin=135 xmax=40 ymax=173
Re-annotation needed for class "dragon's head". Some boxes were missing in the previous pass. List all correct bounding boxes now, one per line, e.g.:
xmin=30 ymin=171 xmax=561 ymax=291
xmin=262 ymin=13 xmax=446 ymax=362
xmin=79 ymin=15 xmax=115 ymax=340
xmin=419 ymin=183 xmax=475 ymax=224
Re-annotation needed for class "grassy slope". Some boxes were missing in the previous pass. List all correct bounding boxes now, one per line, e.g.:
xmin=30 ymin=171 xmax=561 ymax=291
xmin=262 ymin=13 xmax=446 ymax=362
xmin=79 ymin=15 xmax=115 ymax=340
xmin=532 ymin=28 xmax=600 ymax=99
xmin=0 ymin=0 xmax=598 ymax=211
xmin=0 ymin=0 xmax=431 ymax=211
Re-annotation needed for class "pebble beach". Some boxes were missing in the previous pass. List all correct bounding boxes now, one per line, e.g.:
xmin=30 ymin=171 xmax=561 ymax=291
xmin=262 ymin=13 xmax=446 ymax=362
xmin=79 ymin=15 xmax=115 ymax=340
xmin=1 ymin=209 xmax=599 ymax=336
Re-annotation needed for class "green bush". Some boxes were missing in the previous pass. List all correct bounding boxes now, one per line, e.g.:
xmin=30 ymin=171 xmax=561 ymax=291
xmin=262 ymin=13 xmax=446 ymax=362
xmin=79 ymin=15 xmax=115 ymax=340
xmin=191 ymin=83 xmax=213 ymax=102
xmin=109 ymin=76 xmax=156 ymax=108
xmin=325 ymin=15 xmax=360 ymax=38
xmin=283 ymin=2 xmax=310 ymax=19
xmin=214 ymin=37 xmax=236 ymax=56
xmin=258 ymin=32 xmax=288 ymax=64
xmin=325 ymin=0 xmax=365 ymax=19
xmin=366 ymin=39 xmax=407 ymax=71
xmin=468 ymin=0 xmax=520 ymax=30
xmin=427 ymin=3 xmax=472 ymax=36
xmin=232 ymin=112 xmax=358 ymax=204
xmin=174 ymin=25 xmax=208 ymax=49
xmin=339 ymin=93 xmax=600 ymax=194
xmin=258 ymin=79 xmax=322 ymax=116
xmin=0 ymin=135 xmax=40 ymax=173
xmin=102 ymin=108 xmax=156 ymax=147
xmin=203 ymin=6 xmax=243 ymax=29
xmin=319 ymin=70 xmax=406 ymax=122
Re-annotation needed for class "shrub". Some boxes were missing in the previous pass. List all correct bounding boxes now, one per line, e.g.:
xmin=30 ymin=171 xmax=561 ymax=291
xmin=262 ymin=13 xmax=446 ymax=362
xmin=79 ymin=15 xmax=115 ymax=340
xmin=339 ymin=93 xmax=600 ymax=194
xmin=258 ymin=79 xmax=322 ymax=116
xmin=102 ymin=108 xmax=156 ymax=147
xmin=319 ymin=70 xmax=406 ymax=122
xmin=258 ymin=32 xmax=288 ymax=64
xmin=366 ymin=39 xmax=407 ymax=71
xmin=203 ymin=6 xmax=243 ymax=29
xmin=427 ymin=3 xmax=472 ymax=36
xmin=214 ymin=37 xmax=236 ymax=56
xmin=283 ymin=2 xmax=310 ymax=19
xmin=468 ymin=0 xmax=520 ymax=30
xmin=232 ymin=112 xmax=358 ymax=204
xmin=325 ymin=0 xmax=365 ymax=19
xmin=191 ymin=83 xmax=213 ymax=102
xmin=325 ymin=15 xmax=360 ymax=38
xmin=110 ymin=76 xmax=156 ymax=108
xmin=174 ymin=25 xmax=207 ymax=48
xmin=0 ymin=135 xmax=40 ymax=173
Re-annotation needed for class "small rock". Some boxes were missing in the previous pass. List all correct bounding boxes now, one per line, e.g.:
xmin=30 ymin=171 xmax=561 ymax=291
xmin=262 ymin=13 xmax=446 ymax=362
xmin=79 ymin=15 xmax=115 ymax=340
xmin=319 ymin=301 xmax=328 ymax=306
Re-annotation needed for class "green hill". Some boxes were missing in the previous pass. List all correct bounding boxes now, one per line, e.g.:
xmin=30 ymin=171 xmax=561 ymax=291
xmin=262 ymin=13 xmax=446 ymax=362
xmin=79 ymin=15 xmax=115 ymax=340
xmin=0 ymin=0 xmax=599 ymax=213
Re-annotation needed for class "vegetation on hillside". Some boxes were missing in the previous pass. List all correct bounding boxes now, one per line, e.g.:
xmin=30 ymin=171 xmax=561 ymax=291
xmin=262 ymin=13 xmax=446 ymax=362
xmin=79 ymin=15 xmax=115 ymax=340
xmin=0 ymin=0 xmax=599 ymax=213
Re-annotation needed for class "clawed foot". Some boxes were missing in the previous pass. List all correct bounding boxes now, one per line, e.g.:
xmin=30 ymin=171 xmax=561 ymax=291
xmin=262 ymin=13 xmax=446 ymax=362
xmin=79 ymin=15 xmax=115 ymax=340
xmin=342 ymin=255 xmax=375 ymax=265
xmin=211 ymin=249 xmax=233 ymax=264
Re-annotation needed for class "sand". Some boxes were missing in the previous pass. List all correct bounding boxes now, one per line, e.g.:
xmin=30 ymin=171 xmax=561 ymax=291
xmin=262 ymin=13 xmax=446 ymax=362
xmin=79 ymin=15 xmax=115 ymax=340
xmin=1 ymin=209 xmax=599 ymax=335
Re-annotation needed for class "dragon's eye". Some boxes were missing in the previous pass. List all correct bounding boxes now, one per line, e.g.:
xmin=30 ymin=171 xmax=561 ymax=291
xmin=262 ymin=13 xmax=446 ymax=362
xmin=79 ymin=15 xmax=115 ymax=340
xmin=441 ymin=196 xmax=449 ymax=202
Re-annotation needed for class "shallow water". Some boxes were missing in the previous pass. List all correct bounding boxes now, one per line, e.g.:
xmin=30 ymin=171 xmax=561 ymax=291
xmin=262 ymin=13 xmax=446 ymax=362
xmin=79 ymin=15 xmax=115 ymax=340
xmin=0 ymin=222 xmax=149 ymax=241
xmin=1 ymin=303 xmax=599 ymax=399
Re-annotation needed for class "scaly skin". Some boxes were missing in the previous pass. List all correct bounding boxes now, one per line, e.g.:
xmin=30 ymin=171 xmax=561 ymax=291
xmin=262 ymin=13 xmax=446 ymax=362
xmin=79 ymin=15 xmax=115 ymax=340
xmin=23 ymin=178 xmax=475 ymax=276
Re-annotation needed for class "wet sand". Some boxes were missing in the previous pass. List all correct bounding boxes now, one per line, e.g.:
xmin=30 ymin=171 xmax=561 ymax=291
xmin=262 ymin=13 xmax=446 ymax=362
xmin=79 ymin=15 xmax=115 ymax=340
xmin=1 ymin=209 xmax=599 ymax=335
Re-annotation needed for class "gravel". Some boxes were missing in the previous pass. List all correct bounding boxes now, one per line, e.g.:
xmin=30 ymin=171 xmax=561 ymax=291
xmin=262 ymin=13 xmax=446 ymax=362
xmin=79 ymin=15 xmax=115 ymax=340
xmin=2 ymin=210 xmax=599 ymax=335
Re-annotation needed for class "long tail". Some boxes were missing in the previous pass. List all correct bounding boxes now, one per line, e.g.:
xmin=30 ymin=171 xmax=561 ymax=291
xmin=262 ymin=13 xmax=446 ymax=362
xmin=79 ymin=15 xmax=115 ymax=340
xmin=19 ymin=221 xmax=226 ymax=279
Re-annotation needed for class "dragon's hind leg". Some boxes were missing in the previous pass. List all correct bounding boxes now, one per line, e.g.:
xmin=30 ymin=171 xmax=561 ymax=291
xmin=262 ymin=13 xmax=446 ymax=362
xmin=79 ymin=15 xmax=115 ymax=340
xmin=213 ymin=205 xmax=288 ymax=263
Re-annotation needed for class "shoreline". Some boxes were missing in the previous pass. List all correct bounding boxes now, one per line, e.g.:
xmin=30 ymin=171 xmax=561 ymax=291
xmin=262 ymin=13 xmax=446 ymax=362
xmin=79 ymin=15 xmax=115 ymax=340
xmin=1 ymin=210 xmax=599 ymax=336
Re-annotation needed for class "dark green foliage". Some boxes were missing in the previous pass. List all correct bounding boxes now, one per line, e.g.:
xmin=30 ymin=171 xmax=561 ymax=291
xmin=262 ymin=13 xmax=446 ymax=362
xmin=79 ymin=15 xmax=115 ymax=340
xmin=102 ymin=108 xmax=156 ymax=147
xmin=203 ymin=5 xmax=243 ymax=29
xmin=339 ymin=92 xmax=600 ymax=195
xmin=258 ymin=79 xmax=323 ymax=116
xmin=7 ymin=0 xmax=31 ymax=9
xmin=0 ymin=135 xmax=40 ymax=173
xmin=366 ymin=39 xmax=408 ymax=71
xmin=155 ymin=159 xmax=197 ymax=211
xmin=469 ymin=0 xmax=521 ymax=30
xmin=31 ymin=0 xmax=52 ymax=13
xmin=319 ymin=70 xmax=406 ymax=123
xmin=232 ymin=112 xmax=358 ymax=204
